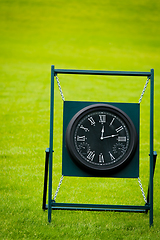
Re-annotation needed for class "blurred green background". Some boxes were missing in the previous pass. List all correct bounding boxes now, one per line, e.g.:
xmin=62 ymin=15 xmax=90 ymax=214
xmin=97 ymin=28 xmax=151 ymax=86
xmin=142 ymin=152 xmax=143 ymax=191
xmin=0 ymin=0 xmax=160 ymax=239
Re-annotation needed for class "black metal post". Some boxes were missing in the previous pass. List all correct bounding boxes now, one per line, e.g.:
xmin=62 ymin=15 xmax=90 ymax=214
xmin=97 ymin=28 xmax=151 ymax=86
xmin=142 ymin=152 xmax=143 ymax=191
xmin=42 ymin=148 xmax=49 ymax=210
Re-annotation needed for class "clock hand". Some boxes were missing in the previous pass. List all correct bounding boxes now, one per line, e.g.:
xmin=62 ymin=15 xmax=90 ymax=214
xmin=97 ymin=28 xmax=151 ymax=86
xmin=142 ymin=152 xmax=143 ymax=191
xmin=101 ymin=134 xmax=118 ymax=140
xmin=101 ymin=126 xmax=104 ymax=139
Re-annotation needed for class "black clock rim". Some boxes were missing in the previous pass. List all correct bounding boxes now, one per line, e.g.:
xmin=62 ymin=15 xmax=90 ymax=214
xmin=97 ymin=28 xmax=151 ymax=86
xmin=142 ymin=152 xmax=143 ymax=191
xmin=65 ymin=103 xmax=138 ymax=175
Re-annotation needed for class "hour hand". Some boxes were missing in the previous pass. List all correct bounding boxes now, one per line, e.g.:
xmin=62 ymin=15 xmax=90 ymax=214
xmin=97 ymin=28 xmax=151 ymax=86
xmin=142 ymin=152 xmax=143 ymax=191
xmin=100 ymin=126 xmax=104 ymax=140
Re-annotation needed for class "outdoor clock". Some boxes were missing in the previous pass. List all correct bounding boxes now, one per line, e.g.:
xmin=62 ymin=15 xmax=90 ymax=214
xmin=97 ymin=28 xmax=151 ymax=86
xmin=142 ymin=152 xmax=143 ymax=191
xmin=65 ymin=104 xmax=138 ymax=175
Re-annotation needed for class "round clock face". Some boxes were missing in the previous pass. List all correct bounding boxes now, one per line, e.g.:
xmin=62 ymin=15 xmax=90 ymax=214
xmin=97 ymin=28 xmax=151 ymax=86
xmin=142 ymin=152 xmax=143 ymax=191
xmin=65 ymin=104 xmax=138 ymax=175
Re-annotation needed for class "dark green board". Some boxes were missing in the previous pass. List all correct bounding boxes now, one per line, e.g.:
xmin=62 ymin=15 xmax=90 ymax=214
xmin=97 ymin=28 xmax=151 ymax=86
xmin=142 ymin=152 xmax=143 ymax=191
xmin=62 ymin=101 xmax=139 ymax=178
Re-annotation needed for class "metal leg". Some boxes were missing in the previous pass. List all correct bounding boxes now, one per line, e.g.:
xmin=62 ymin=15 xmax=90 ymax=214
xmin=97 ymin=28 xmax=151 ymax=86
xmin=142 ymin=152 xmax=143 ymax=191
xmin=42 ymin=148 xmax=49 ymax=210
xmin=149 ymin=69 xmax=154 ymax=227
xmin=48 ymin=65 xmax=55 ymax=223
xmin=146 ymin=151 xmax=157 ymax=207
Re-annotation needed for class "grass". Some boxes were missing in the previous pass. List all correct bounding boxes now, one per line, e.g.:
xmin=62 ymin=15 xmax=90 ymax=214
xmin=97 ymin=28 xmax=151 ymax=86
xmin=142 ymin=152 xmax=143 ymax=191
xmin=0 ymin=0 xmax=160 ymax=239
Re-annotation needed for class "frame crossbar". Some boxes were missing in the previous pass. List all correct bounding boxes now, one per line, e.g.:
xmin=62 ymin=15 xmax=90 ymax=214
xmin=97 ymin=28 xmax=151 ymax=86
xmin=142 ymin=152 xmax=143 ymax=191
xmin=54 ymin=69 xmax=151 ymax=77
xmin=49 ymin=203 xmax=150 ymax=212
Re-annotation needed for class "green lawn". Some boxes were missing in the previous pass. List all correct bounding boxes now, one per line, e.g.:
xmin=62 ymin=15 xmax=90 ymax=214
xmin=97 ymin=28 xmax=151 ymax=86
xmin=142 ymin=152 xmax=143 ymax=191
xmin=0 ymin=0 xmax=160 ymax=239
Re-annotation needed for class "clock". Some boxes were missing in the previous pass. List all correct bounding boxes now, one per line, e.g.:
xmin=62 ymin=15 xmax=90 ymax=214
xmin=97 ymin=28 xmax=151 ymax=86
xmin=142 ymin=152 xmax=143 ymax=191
xmin=65 ymin=104 xmax=138 ymax=175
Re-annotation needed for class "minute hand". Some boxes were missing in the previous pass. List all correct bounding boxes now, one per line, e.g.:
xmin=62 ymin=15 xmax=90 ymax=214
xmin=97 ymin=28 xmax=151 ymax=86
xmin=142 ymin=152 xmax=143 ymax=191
xmin=101 ymin=134 xmax=118 ymax=140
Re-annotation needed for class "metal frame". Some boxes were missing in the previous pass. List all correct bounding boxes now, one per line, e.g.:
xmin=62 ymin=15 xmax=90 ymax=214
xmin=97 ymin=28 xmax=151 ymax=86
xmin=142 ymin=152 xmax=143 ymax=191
xmin=43 ymin=65 xmax=156 ymax=226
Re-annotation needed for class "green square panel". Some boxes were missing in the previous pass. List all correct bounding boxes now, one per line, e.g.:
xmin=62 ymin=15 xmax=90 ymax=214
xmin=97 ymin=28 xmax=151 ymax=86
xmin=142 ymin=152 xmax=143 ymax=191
xmin=62 ymin=101 xmax=139 ymax=178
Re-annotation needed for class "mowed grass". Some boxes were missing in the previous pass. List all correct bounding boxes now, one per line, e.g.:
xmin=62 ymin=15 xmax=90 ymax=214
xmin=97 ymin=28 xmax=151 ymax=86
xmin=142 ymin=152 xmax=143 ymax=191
xmin=0 ymin=0 xmax=160 ymax=239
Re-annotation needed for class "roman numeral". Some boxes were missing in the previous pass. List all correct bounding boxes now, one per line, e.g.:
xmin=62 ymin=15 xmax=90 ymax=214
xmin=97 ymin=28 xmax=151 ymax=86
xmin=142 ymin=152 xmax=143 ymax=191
xmin=109 ymin=117 xmax=115 ymax=126
xmin=118 ymin=136 xmax=126 ymax=142
xmin=80 ymin=125 xmax=89 ymax=132
xmin=99 ymin=153 xmax=105 ymax=163
xmin=115 ymin=126 xmax=124 ymax=133
xmin=99 ymin=114 xmax=106 ymax=124
xmin=88 ymin=117 xmax=95 ymax=126
xmin=109 ymin=151 xmax=115 ymax=161
xmin=77 ymin=136 xmax=86 ymax=141
xmin=87 ymin=151 xmax=95 ymax=161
